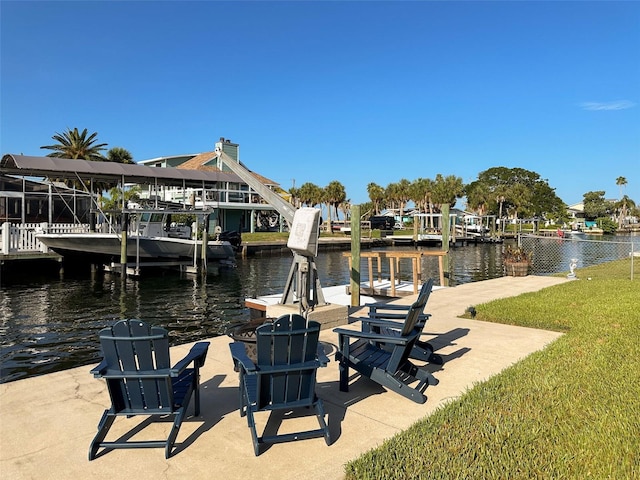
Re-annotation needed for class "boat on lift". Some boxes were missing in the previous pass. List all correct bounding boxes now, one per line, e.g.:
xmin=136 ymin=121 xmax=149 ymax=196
xmin=36 ymin=208 xmax=240 ymax=267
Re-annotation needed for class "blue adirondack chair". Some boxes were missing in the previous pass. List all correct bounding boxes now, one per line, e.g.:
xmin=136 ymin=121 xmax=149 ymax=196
xmin=89 ymin=319 xmax=209 ymax=460
xmin=333 ymin=287 xmax=439 ymax=404
xmin=229 ymin=314 xmax=330 ymax=455
xmin=362 ymin=278 xmax=443 ymax=364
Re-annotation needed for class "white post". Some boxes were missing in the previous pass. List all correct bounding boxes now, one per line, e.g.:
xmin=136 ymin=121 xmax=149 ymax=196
xmin=2 ymin=222 xmax=10 ymax=254
xmin=39 ymin=222 xmax=49 ymax=253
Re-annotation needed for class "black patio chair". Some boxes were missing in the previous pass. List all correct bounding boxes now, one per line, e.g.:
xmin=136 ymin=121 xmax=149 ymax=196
xmin=333 ymin=286 xmax=439 ymax=404
xmin=88 ymin=319 xmax=209 ymax=460
xmin=229 ymin=313 xmax=330 ymax=455
xmin=362 ymin=278 xmax=443 ymax=364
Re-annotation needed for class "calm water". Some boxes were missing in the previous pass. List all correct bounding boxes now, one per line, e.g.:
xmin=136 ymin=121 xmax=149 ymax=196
xmin=6 ymin=234 xmax=634 ymax=384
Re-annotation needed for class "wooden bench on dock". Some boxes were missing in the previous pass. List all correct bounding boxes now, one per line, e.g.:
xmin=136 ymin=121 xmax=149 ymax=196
xmin=342 ymin=250 xmax=446 ymax=296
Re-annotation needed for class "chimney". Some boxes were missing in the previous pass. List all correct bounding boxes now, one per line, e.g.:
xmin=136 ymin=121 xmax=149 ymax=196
xmin=215 ymin=137 xmax=239 ymax=163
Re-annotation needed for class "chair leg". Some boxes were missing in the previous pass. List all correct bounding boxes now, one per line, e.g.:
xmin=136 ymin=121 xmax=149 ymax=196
xmin=239 ymin=374 xmax=248 ymax=418
xmin=246 ymin=408 xmax=260 ymax=456
xmin=378 ymin=372 xmax=427 ymax=404
xmin=88 ymin=410 xmax=115 ymax=461
xmin=193 ymin=368 xmax=201 ymax=417
xmin=338 ymin=359 xmax=350 ymax=392
xmin=314 ymin=399 xmax=331 ymax=446
xmin=165 ymin=409 xmax=187 ymax=459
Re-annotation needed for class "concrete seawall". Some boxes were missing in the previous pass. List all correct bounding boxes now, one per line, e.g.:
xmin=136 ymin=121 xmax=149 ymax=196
xmin=0 ymin=275 xmax=568 ymax=480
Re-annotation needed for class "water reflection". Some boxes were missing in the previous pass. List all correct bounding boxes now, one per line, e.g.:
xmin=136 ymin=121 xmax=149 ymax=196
xmin=1 ymin=240 xmax=580 ymax=383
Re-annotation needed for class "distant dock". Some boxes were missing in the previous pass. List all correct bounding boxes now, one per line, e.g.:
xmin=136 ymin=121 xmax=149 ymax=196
xmin=387 ymin=233 xmax=507 ymax=247
xmin=239 ymin=236 xmax=386 ymax=257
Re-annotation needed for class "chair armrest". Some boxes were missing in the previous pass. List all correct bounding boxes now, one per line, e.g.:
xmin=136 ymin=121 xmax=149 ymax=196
xmin=368 ymin=302 xmax=412 ymax=313
xmin=333 ymin=327 xmax=411 ymax=345
xmin=90 ymin=359 xmax=110 ymax=378
xmin=360 ymin=317 xmax=408 ymax=328
xmin=356 ymin=316 xmax=429 ymax=338
xmin=316 ymin=343 xmax=330 ymax=366
xmin=229 ymin=341 xmax=257 ymax=373
xmin=171 ymin=341 xmax=210 ymax=376
xmin=370 ymin=312 xmax=431 ymax=320
xmin=368 ymin=303 xmax=430 ymax=321
xmin=368 ymin=311 xmax=431 ymax=323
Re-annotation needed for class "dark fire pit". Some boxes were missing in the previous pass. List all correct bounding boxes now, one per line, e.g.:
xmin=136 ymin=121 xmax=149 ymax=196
xmin=227 ymin=317 xmax=273 ymax=365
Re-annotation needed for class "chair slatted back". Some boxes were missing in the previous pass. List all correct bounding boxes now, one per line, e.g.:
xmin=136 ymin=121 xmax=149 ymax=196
xmin=255 ymin=314 xmax=320 ymax=410
xmin=400 ymin=278 xmax=434 ymax=336
xmin=386 ymin=280 xmax=435 ymax=372
xmin=99 ymin=319 xmax=174 ymax=413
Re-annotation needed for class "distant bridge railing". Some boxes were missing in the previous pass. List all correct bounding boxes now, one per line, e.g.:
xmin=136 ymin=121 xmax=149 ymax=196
xmin=1 ymin=222 xmax=90 ymax=254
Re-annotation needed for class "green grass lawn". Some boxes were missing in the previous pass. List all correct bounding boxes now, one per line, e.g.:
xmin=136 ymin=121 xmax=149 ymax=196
xmin=345 ymin=259 xmax=640 ymax=479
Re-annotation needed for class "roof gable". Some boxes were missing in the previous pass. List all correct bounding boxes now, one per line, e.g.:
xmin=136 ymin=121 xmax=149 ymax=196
xmin=176 ymin=151 xmax=220 ymax=171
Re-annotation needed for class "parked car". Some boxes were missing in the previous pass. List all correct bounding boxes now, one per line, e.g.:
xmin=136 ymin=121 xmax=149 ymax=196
xmin=369 ymin=216 xmax=394 ymax=230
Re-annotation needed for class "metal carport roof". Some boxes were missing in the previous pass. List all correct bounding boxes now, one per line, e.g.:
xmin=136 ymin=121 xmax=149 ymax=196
xmin=0 ymin=154 xmax=243 ymax=187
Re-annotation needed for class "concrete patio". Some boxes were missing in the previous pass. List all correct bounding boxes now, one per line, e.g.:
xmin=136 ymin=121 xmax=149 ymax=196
xmin=0 ymin=275 xmax=568 ymax=480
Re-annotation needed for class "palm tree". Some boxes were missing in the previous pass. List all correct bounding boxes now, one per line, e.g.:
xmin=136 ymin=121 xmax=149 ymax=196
xmin=40 ymin=128 xmax=109 ymax=193
xmin=297 ymin=182 xmax=323 ymax=208
xmin=367 ymin=182 xmax=385 ymax=215
xmin=41 ymin=128 xmax=107 ymax=161
xmin=615 ymin=195 xmax=634 ymax=229
xmin=465 ymin=182 xmax=491 ymax=216
xmin=431 ymin=174 xmax=465 ymax=230
xmin=616 ymin=176 xmax=627 ymax=198
xmin=409 ymin=178 xmax=429 ymax=214
xmin=396 ymin=179 xmax=411 ymax=220
xmin=409 ymin=177 xmax=436 ymax=227
xmin=616 ymin=176 xmax=628 ymax=228
xmin=431 ymin=174 xmax=464 ymax=207
xmin=384 ymin=179 xmax=411 ymax=222
xmin=107 ymin=147 xmax=134 ymax=164
xmin=324 ymin=180 xmax=347 ymax=227
xmin=385 ymin=182 xmax=399 ymax=211
xmin=288 ymin=186 xmax=301 ymax=208
xmin=338 ymin=198 xmax=351 ymax=223
xmin=102 ymin=185 xmax=141 ymax=211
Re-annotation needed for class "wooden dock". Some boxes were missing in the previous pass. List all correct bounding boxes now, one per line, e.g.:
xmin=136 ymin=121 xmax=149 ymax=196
xmin=343 ymin=249 xmax=446 ymax=294
xmin=0 ymin=251 xmax=64 ymax=283
xmin=388 ymin=234 xmax=503 ymax=247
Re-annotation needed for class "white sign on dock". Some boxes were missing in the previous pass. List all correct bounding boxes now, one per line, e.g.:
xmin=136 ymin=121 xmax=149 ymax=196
xmin=286 ymin=208 xmax=321 ymax=257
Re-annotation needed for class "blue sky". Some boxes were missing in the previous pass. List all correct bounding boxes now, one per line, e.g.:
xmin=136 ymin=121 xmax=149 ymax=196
xmin=1 ymin=1 xmax=639 ymax=208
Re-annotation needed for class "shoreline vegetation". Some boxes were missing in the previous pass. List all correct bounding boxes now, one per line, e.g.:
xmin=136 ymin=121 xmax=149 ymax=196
xmin=344 ymin=258 xmax=639 ymax=479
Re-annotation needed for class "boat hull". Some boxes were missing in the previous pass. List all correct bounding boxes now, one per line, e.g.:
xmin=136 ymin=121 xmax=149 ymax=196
xmin=36 ymin=233 xmax=236 ymax=264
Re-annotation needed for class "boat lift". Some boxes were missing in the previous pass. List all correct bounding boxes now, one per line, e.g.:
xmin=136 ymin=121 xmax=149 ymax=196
xmin=218 ymin=152 xmax=326 ymax=314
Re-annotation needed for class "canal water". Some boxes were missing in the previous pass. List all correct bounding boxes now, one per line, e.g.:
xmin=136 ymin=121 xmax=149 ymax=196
xmin=4 ymin=233 xmax=635 ymax=384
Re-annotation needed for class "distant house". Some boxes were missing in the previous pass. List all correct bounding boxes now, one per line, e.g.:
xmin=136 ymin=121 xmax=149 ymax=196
xmin=137 ymin=137 xmax=287 ymax=233
xmin=566 ymin=202 xmax=585 ymax=228
xmin=566 ymin=199 xmax=624 ymax=229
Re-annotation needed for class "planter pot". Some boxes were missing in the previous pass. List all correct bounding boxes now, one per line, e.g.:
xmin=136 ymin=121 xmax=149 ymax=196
xmin=504 ymin=261 xmax=530 ymax=277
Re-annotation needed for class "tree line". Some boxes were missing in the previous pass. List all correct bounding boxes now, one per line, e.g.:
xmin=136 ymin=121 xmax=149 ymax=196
xmin=38 ymin=127 xmax=638 ymax=227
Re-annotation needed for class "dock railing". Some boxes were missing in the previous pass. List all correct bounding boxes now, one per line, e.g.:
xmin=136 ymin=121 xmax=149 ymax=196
xmin=1 ymin=222 xmax=90 ymax=255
